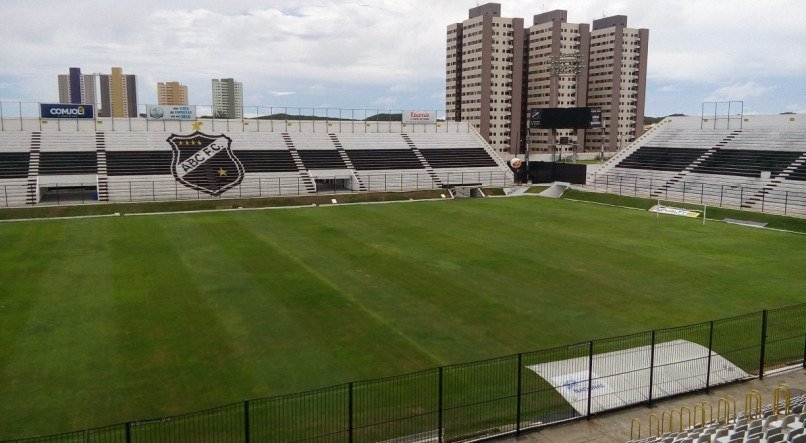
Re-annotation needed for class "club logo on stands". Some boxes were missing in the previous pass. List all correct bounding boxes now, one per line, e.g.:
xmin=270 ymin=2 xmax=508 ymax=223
xmin=167 ymin=131 xmax=245 ymax=196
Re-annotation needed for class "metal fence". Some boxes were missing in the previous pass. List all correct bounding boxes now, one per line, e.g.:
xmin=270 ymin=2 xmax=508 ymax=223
xmin=0 ymin=171 xmax=513 ymax=208
xmin=589 ymin=172 xmax=806 ymax=217
xmin=4 ymin=304 xmax=804 ymax=443
xmin=0 ymin=101 xmax=455 ymax=133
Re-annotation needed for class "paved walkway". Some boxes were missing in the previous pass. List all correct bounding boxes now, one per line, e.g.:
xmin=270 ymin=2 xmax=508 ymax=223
xmin=502 ymin=367 xmax=806 ymax=443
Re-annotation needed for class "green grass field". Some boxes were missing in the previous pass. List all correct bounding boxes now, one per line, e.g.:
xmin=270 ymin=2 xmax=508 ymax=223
xmin=0 ymin=196 xmax=804 ymax=439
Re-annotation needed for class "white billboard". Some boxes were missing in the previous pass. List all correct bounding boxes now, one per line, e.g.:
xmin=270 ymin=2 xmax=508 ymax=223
xmin=147 ymin=105 xmax=196 ymax=121
xmin=402 ymin=110 xmax=436 ymax=124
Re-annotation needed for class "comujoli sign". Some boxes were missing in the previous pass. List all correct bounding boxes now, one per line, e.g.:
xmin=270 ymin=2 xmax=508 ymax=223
xmin=40 ymin=103 xmax=95 ymax=119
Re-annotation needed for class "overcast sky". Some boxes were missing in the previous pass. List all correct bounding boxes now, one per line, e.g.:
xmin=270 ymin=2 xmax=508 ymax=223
xmin=0 ymin=0 xmax=804 ymax=117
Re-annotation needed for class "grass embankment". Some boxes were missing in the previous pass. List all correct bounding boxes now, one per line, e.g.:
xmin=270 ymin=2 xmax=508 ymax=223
xmin=562 ymin=189 xmax=806 ymax=233
xmin=0 ymin=190 xmax=444 ymax=221
xmin=0 ymin=197 xmax=803 ymax=438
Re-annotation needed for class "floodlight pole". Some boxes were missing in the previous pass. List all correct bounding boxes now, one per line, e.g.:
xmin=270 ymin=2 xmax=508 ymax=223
xmin=549 ymin=52 xmax=584 ymax=163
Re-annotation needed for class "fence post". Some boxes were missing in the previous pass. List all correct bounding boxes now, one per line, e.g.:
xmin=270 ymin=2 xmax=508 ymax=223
xmin=438 ymin=367 xmax=444 ymax=443
xmin=348 ymin=382 xmax=354 ymax=443
xmin=720 ymin=185 xmax=724 ymax=207
xmin=586 ymin=340 xmax=594 ymax=418
xmin=740 ymin=187 xmax=743 ymax=210
xmin=705 ymin=320 xmax=714 ymax=392
xmin=244 ymin=400 xmax=250 ymax=443
xmin=803 ymin=335 xmax=806 ymax=369
xmin=784 ymin=192 xmax=788 ymax=215
xmin=648 ymin=330 xmax=656 ymax=405
xmin=125 ymin=422 xmax=131 ymax=443
xmin=516 ymin=353 xmax=523 ymax=435
xmin=759 ymin=309 xmax=768 ymax=379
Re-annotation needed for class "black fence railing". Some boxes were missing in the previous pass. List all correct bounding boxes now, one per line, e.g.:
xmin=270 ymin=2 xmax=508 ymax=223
xmin=0 ymin=171 xmax=513 ymax=208
xmin=589 ymin=172 xmax=806 ymax=217
xmin=3 ymin=304 xmax=804 ymax=442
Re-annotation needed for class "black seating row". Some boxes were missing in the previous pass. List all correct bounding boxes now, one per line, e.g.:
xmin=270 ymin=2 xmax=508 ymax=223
xmin=298 ymin=150 xmax=347 ymax=170
xmin=616 ymin=146 xmax=705 ymax=172
xmin=232 ymin=151 xmax=298 ymax=173
xmin=420 ymin=148 xmax=498 ymax=168
xmin=107 ymin=150 xmax=299 ymax=175
xmin=39 ymin=152 xmax=97 ymax=175
xmin=787 ymin=162 xmax=806 ymax=181
xmin=691 ymin=149 xmax=802 ymax=177
xmin=0 ymin=153 xmax=30 ymax=178
xmin=107 ymin=151 xmax=173 ymax=175
xmin=344 ymin=149 xmax=423 ymax=170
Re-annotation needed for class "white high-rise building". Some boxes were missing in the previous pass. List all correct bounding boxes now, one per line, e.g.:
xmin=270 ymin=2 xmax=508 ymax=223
xmin=446 ymin=3 xmax=648 ymax=155
xmin=212 ymin=78 xmax=243 ymax=119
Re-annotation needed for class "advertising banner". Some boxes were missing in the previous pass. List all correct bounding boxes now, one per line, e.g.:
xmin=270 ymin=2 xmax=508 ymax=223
xmin=402 ymin=110 xmax=436 ymax=124
xmin=649 ymin=205 xmax=701 ymax=218
xmin=40 ymin=103 xmax=94 ymax=119
xmin=147 ymin=105 xmax=196 ymax=121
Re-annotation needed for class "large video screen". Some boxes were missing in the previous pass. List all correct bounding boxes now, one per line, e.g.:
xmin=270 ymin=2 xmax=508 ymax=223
xmin=529 ymin=107 xmax=602 ymax=129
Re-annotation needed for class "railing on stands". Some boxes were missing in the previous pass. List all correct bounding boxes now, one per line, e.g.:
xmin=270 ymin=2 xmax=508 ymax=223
xmin=0 ymin=171 xmax=513 ymax=208
xmin=589 ymin=172 xmax=806 ymax=217
xmin=0 ymin=101 xmax=457 ymax=133
xmin=3 ymin=304 xmax=804 ymax=442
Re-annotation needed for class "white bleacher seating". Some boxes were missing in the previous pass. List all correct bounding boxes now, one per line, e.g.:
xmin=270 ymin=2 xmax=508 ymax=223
xmin=630 ymin=394 xmax=806 ymax=443
xmin=589 ymin=116 xmax=806 ymax=216
xmin=0 ymin=120 xmax=511 ymax=206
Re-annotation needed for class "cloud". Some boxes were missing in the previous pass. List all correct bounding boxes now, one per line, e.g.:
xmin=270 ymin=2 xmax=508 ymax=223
xmin=704 ymin=81 xmax=773 ymax=102
xmin=270 ymin=91 xmax=296 ymax=97
xmin=657 ymin=84 xmax=681 ymax=93
xmin=0 ymin=0 xmax=803 ymax=115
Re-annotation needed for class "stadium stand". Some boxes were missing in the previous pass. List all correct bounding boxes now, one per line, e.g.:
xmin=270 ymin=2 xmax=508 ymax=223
xmin=0 ymin=132 xmax=32 ymax=206
xmin=589 ymin=115 xmax=806 ymax=216
xmin=0 ymin=119 xmax=509 ymax=206
xmin=630 ymin=387 xmax=806 ymax=443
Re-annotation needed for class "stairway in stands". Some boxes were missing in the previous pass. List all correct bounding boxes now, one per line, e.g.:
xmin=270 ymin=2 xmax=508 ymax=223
xmin=281 ymin=133 xmax=317 ymax=194
xmin=651 ymin=130 xmax=740 ymax=198
xmin=401 ymin=133 xmax=444 ymax=187
xmin=328 ymin=133 xmax=368 ymax=192
xmin=26 ymin=132 xmax=41 ymax=205
xmin=742 ymin=151 xmax=806 ymax=209
xmin=95 ymin=132 xmax=110 ymax=202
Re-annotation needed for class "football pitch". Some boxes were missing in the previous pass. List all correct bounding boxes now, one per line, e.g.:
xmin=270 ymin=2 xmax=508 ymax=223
xmin=0 ymin=196 xmax=803 ymax=438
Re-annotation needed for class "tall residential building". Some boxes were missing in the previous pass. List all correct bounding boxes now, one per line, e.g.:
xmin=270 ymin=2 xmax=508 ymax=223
xmin=446 ymin=4 xmax=524 ymax=154
xmin=584 ymin=15 xmax=649 ymax=152
xmin=158 ymin=81 xmax=189 ymax=105
xmin=57 ymin=67 xmax=96 ymax=105
xmin=446 ymin=3 xmax=648 ymax=154
xmin=212 ymin=78 xmax=243 ymax=119
xmin=99 ymin=67 xmax=138 ymax=118
xmin=524 ymin=10 xmax=590 ymax=154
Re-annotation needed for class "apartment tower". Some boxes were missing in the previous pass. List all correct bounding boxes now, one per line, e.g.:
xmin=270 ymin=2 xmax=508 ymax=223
xmin=57 ymin=67 xmax=96 ymax=105
xmin=524 ymin=10 xmax=590 ymax=154
xmin=584 ymin=15 xmax=649 ymax=152
xmin=212 ymin=78 xmax=243 ymax=119
xmin=446 ymin=4 xmax=524 ymax=154
xmin=446 ymin=3 xmax=647 ymax=155
xmin=157 ymin=81 xmax=189 ymax=106
xmin=99 ymin=67 xmax=138 ymax=118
